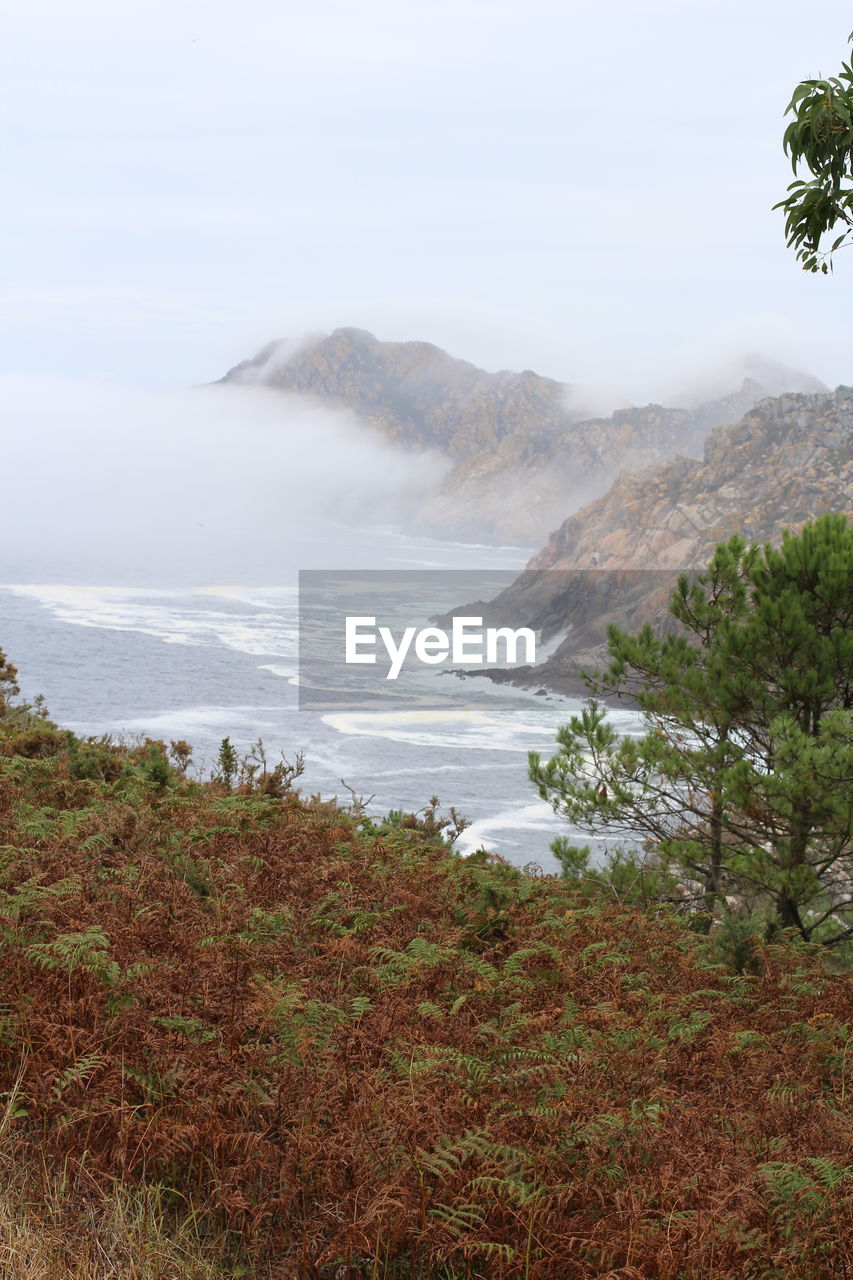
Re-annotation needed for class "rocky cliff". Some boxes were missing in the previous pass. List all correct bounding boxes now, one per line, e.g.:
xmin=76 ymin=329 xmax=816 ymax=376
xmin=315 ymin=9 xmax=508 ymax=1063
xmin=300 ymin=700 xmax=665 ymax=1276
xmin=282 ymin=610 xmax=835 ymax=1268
xmin=220 ymin=328 xmax=824 ymax=542
xmin=478 ymin=385 xmax=853 ymax=693
xmin=222 ymin=327 xmax=576 ymax=457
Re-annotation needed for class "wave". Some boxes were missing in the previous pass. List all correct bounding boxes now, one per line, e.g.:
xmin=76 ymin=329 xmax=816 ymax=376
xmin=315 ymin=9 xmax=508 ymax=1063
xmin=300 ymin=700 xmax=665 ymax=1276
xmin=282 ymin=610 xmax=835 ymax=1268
xmin=455 ymin=800 xmax=564 ymax=862
xmin=65 ymin=703 xmax=296 ymax=748
xmin=0 ymin=584 xmax=298 ymax=660
xmin=257 ymin=663 xmax=301 ymax=685
xmin=321 ymin=707 xmax=556 ymax=752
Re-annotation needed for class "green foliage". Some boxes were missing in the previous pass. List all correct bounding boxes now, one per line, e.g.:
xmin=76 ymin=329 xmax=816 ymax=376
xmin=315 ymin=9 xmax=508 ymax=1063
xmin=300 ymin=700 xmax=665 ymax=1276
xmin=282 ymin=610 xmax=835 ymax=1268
xmin=25 ymin=925 xmax=120 ymax=985
xmin=363 ymin=795 xmax=471 ymax=847
xmin=531 ymin=515 xmax=853 ymax=945
xmin=214 ymin=736 xmax=239 ymax=788
xmin=550 ymin=834 xmax=681 ymax=907
xmin=0 ymin=648 xmax=21 ymax=715
xmin=0 ymin=647 xmax=52 ymax=735
xmin=775 ymin=32 xmax=853 ymax=271
xmin=701 ymin=911 xmax=776 ymax=975
xmin=759 ymin=1159 xmax=852 ymax=1254
xmin=211 ymin=735 xmax=305 ymax=796
xmin=62 ymin=732 xmax=124 ymax=782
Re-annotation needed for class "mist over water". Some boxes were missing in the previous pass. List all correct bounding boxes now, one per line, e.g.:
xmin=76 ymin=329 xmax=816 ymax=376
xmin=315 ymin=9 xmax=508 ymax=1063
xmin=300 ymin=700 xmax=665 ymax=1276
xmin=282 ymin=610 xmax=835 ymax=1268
xmin=0 ymin=374 xmax=450 ymax=584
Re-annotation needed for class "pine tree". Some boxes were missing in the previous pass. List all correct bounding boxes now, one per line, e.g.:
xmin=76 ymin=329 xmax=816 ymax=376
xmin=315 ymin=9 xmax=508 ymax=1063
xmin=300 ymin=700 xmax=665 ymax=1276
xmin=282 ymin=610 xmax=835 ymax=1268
xmin=529 ymin=514 xmax=853 ymax=945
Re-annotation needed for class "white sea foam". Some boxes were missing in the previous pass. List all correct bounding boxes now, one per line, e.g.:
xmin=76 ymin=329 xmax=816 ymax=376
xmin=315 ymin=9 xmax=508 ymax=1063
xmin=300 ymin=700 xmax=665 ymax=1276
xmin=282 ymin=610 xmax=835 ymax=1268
xmin=321 ymin=707 xmax=556 ymax=752
xmin=69 ymin=704 xmax=293 ymax=747
xmin=258 ymin=663 xmax=300 ymax=683
xmin=455 ymin=800 xmax=565 ymax=862
xmin=450 ymin=803 xmax=563 ymax=865
xmin=1 ymin=585 xmax=298 ymax=659
xmin=364 ymin=759 xmax=517 ymax=779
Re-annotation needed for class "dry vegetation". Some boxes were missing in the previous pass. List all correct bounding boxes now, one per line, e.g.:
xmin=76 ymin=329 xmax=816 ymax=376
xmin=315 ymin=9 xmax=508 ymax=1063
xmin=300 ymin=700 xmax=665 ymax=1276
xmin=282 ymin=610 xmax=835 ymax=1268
xmin=0 ymin=720 xmax=849 ymax=1279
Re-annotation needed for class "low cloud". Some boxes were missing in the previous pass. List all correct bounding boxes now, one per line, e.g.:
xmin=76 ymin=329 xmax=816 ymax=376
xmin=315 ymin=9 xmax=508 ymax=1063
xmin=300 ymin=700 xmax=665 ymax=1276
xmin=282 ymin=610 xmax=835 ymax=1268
xmin=0 ymin=375 xmax=449 ymax=584
xmin=562 ymin=333 xmax=830 ymax=419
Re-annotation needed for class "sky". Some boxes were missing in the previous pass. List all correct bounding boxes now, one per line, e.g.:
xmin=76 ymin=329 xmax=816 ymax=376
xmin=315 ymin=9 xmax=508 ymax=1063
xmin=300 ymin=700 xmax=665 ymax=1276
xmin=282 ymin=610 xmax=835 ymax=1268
xmin=2 ymin=0 xmax=853 ymax=398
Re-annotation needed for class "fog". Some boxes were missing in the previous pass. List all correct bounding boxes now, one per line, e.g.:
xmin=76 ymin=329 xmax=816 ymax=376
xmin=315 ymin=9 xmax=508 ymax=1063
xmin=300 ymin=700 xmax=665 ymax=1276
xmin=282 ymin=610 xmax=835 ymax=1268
xmin=2 ymin=329 xmax=834 ymax=591
xmin=564 ymin=340 xmax=832 ymax=420
xmin=0 ymin=375 xmax=450 ymax=585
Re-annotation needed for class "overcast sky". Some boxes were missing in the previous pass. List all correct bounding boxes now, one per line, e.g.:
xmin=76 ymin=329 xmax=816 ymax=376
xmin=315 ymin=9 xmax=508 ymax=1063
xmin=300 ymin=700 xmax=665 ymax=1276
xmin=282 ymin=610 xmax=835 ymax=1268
xmin=2 ymin=0 xmax=852 ymax=398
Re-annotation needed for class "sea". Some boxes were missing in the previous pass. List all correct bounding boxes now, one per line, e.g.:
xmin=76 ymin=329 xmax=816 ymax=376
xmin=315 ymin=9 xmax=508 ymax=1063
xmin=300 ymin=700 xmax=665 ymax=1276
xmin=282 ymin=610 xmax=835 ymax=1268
xmin=0 ymin=522 xmax=642 ymax=873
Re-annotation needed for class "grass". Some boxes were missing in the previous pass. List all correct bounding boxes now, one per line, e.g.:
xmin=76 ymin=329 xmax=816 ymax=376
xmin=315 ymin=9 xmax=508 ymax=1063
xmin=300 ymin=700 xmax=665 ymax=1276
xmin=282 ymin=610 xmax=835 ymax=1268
xmin=0 ymin=1155 xmax=227 ymax=1280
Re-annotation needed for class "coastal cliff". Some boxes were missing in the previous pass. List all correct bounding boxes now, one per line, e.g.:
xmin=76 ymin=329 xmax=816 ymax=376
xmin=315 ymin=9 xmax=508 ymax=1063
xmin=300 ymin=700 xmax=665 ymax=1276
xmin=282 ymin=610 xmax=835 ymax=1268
xmin=221 ymin=328 xmax=824 ymax=542
xmin=482 ymin=385 xmax=853 ymax=692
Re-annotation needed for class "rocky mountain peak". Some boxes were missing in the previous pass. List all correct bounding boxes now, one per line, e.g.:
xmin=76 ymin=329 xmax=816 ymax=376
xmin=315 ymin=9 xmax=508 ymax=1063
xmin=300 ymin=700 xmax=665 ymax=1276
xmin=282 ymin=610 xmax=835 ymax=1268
xmin=218 ymin=329 xmax=831 ymax=543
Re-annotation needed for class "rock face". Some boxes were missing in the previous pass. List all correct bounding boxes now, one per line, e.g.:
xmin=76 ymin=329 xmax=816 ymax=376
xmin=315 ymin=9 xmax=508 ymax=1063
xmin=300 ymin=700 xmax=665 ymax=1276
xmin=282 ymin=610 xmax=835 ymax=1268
xmin=220 ymin=328 xmax=824 ymax=543
xmin=531 ymin=386 xmax=853 ymax=572
xmin=222 ymin=327 xmax=574 ymax=457
xmin=482 ymin=386 xmax=853 ymax=693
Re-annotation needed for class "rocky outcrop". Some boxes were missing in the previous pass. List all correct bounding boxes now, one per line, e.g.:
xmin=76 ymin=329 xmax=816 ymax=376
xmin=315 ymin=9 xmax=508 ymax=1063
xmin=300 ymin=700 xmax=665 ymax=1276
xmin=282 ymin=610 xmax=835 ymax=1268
xmin=477 ymin=386 xmax=853 ymax=693
xmin=221 ymin=327 xmax=576 ymax=457
xmin=220 ymin=328 xmax=824 ymax=543
xmin=531 ymin=387 xmax=852 ymax=572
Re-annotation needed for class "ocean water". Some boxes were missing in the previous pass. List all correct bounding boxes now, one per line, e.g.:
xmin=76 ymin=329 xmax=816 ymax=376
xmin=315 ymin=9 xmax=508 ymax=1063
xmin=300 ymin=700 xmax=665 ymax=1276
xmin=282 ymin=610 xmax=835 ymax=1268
xmin=0 ymin=526 xmax=641 ymax=872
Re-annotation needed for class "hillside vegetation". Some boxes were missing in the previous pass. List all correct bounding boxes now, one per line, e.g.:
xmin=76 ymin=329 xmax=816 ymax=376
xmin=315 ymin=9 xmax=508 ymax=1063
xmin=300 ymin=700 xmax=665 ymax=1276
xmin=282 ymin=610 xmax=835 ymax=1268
xmin=0 ymin=685 xmax=849 ymax=1278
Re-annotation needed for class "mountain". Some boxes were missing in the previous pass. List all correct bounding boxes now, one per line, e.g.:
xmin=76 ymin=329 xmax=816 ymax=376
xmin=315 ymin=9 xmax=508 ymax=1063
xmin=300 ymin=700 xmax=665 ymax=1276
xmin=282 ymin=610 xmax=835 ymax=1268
xmin=470 ymin=385 xmax=853 ymax=694
xmin=221 ymin=327 xmax=577 ymax=456
xmin=220 ymin=328 xmax=825 ymax=543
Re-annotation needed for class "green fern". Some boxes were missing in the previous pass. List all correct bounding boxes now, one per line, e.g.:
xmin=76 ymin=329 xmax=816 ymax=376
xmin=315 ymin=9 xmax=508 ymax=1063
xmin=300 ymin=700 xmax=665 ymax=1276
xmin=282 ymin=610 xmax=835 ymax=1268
xmin=666 ymin=1010 xmax=713 ymax=1043
xmin=150 ymin=1015 xmax=218 ymax=1043
xmin=728 ymin=1029 xmax=772 ymax=1053
xmin=26 ymin=925 xmax=120 ymax=985
xmin=427 ymin=1201 xmax=484 ymax=1237
xmin=52 ymin=1052 xmax=104 ymax=1098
